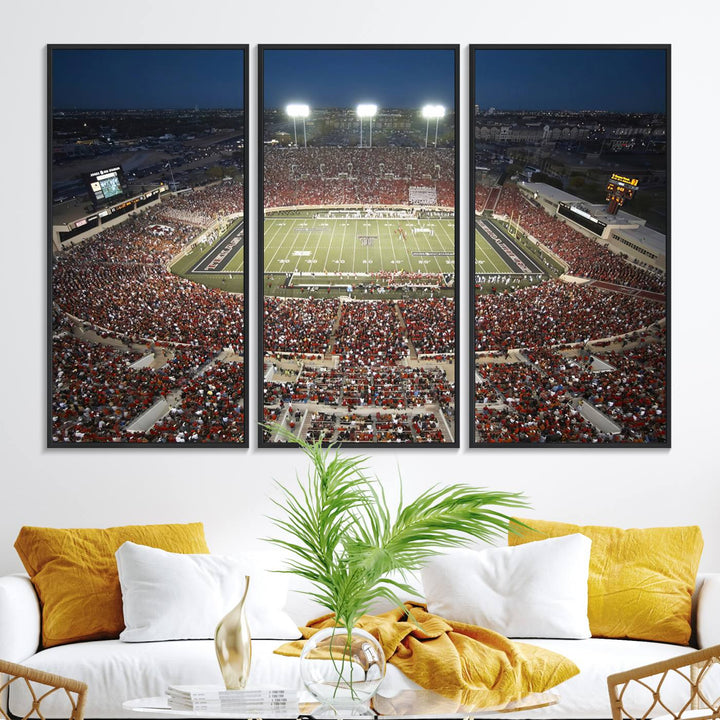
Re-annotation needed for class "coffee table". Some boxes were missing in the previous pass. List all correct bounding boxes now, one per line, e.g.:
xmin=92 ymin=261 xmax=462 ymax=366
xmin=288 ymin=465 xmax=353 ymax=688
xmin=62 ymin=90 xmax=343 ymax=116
xmin=124 ymin=687 xmax=558 ymax=719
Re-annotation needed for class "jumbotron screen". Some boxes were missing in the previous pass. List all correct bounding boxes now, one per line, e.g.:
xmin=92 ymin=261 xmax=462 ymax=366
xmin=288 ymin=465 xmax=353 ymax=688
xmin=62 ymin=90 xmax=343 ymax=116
xmin=557 ymin=203 xmax=607 ymax=236
xmin=85 ymin=166 xmax=125 ymax=204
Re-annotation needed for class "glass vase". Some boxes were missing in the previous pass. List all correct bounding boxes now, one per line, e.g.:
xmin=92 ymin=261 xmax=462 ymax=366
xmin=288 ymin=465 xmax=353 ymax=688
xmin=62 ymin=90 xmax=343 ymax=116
xmin=299 ymin=626 xmax=386 ymax=717
xmin=214 ymin=575 xmax=251 ymax=690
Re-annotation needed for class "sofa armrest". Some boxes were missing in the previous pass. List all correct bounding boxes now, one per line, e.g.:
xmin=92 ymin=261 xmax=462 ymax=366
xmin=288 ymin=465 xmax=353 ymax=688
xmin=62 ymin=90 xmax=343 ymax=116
xmin=696 ymin=572 xmax=720 ymax=648
xmin=0 ymin=574 xmax=41 ymax=661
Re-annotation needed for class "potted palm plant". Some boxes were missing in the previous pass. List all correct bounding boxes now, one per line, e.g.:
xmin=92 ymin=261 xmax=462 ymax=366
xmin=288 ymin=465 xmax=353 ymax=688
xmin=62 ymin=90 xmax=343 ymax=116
xmin=265 ymin=428 xmax=528 ymax=713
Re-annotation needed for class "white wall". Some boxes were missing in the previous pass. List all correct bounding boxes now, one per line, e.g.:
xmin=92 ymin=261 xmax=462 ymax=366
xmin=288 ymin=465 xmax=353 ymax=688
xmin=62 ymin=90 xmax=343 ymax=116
xmin=1 ymin=0 xmax=718 ymax=576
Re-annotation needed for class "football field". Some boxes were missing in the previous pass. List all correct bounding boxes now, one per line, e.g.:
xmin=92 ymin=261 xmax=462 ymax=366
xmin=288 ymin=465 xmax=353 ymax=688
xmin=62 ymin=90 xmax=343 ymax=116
xmin=264 ymin=214 xmax=455 ymax=281
xmin=170 ymin=219 xmax=244 ymax=293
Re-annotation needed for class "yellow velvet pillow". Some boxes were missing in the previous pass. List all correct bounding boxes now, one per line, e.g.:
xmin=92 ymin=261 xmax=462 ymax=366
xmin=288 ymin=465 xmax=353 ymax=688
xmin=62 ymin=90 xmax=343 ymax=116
xmin=15 ymin=522 xmax=209 ymax=648
xmin=509 ymin=519 xmax=703 ymax=645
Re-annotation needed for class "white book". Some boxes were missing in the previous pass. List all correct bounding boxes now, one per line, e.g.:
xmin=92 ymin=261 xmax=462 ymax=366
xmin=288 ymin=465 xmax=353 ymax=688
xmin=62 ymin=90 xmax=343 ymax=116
xmin=167 ymin=685 xmax=295 ymax=700
xmin=167 ymin=698 xmax=300 ymax=714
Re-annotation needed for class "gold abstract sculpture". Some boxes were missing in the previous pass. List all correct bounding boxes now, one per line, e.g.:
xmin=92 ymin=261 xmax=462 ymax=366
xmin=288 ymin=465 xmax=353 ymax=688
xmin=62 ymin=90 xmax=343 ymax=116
xmin=214 ymin=575 xmax=252 ymax=690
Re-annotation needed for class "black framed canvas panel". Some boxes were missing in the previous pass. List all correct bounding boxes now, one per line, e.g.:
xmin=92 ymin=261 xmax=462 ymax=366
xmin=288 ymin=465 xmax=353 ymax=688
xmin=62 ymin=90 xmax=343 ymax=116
xmin=48 ymin=45 xmax=249 ymax=446
xmin=259 ymin=45 xmax=459 ymax=447
xmin=469 ymin=45 xmax=669 ymax=447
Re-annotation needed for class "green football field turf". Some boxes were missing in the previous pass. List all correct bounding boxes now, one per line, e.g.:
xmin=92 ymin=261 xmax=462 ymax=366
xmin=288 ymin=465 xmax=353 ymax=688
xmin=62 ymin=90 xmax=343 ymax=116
xmin=170 ymin=219 xmax=245 ymax=293
xmin=264 ymin=214 xmax=456 ymax=279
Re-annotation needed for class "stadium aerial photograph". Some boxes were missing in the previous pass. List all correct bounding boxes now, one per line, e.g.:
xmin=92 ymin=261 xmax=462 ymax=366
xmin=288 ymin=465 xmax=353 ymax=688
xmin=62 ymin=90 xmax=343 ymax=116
xmin=259 ymin=46 xmax=458 ymax=446
xmin=471 ymin=46 xmax=668 ymax=446
xmin=49 ymin=46 xmax=248 ymax=445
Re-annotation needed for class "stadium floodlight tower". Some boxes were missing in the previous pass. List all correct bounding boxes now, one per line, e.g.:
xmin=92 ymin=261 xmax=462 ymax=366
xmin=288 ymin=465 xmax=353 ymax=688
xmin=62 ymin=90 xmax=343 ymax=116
xmin=286 ymin=104 xmax=310 ymax=148
xmin=422 ymin=104 xmax=445 ymax=148
xmin=357 ymin=104 xmax=377 ymax=148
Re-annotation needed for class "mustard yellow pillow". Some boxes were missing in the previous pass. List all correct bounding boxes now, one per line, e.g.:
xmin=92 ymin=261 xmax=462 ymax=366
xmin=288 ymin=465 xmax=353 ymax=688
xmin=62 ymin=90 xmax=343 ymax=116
xmin=15 ymin=523 xmax=209 ymax=648
xmin=509 ymin=519 xmax=703 ymax=645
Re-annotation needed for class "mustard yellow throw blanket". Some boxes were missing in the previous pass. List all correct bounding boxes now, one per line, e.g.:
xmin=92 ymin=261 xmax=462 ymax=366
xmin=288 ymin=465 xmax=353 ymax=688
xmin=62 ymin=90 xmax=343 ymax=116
xmin=275 ymin=603 xmax=579 ymax=711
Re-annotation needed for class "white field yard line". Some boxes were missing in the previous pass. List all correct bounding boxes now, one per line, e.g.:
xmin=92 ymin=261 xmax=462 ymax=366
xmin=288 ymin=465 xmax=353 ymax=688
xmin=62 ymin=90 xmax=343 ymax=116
xmin=322 ymin=215 xmax=338 ymax=272
xmin=375 ymin=218 xmax=383 ymax=272
xmin=389 ymin=220 xmax=401 ymax=270
xmin=295 ymin=219 xmax=313 ymax=273
xmin=307 ymin=220 xmax=326 ymax=271
xmin=352 ymin=219 xmax=358 ymax=274
xmin=413 ymin=219 xmax=435 ymax=274
xmin=474 ymin=227 xmax=507 ymax=274
xmin=264 ymin=218 xmax=296 ymax=271
xmin=402 ymin=221 xmax=418 ymax=272
xmin=436 ymin=220 xmax=456 ymax=273
xmin=337 ymin=218 xmax=349 ymax=271
xmin=419 ymin=220 xmax=445 ymax=274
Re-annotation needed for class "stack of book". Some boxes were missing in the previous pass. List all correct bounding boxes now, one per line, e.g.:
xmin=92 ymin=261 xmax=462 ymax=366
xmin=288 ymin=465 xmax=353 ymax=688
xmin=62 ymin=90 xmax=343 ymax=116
xmin=165 ymin=685 xmax=299 ymax=715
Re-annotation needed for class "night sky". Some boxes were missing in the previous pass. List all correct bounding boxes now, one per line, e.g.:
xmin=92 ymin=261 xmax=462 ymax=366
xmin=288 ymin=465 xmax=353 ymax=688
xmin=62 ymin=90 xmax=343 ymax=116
xmin=475 ymin=48 xmax=667 ymax=113
xmin=52 ymin=48 xmax=245 ymax=110
xmin=263 ymin=48 xmax=455 ymax=110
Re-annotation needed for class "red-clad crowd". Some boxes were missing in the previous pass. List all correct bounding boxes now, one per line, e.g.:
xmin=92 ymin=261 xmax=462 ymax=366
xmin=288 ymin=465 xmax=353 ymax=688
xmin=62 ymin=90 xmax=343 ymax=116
xmin=52 ymin=183 xmax=246 ymax=444
xmin=302 ymin=410 xmax=446 ymax=444
xmin=263 ymin=297 xmax=339 ymax=356
xmin=157 ymin=181 xmax=244 ymax=227
xmin=333 ymin=301 xmax=408 ymax=366
xmin=54 ymin=186 xmax=245 ymax=352
xmin=481 ymin=184 xmax=665 ymax=293
xmin=572 ymin=343 xmax=666 ymax=443
xmin=146 ymin=361 xmax=245 ymax=443
xmin=474 ymin=280 xmax=665 ymax=352
xmin=474 ymin=340 xmax=666 ymax=443
xmin=282 ymin=364 xmax=452 ymax=410
xmin=264 ymin=147 xmax=454 ymax=208
xmin=51 ymin=336 xmax=221 ymax=443
xmin=397 ymin=297 xmax=454 ymax=356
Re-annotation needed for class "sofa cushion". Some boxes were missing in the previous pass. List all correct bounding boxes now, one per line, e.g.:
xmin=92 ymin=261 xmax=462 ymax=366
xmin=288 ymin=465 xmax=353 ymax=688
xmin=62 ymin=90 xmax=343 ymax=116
xmin=11 ymin=637 xmax=710 ymax=719
xmin=116 ymin=542 xmax=300 ymax=641
xmin=14 ymin=523 xmax=209 ymax=648
xmin=421 ymin=535 xmax=591 ymax=639
xmin=509 ymin=519 xmax=703 ymax=645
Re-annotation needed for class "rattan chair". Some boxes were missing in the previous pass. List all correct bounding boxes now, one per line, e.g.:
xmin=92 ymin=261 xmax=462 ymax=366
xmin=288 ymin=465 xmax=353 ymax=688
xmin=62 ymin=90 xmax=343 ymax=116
xmin=0 ymin=660 xmax=87 ymax=720
xmin=608 ymin=644 xmax=720 ymax=720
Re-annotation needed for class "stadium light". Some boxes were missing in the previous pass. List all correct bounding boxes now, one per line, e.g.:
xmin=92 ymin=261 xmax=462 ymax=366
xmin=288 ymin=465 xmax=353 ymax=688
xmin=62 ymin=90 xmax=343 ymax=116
xmin=357 ymin=104 xmax=378 ymax=148
xmin=286 ymin=104 xmax=310 ymax=148
xmin=422 ymin=104 xmax=446 ymax=148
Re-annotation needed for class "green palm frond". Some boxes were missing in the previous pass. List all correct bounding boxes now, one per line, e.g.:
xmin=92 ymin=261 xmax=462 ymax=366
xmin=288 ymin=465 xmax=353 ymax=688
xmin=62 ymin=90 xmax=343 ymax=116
xmin=263 ymin=424 xmax=530 ymax=630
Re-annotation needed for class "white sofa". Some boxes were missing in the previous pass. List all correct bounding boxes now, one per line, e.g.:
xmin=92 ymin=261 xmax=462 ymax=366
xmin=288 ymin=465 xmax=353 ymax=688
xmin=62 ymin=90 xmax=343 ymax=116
xmin=1 ymin=566 xmax=719 ymax=720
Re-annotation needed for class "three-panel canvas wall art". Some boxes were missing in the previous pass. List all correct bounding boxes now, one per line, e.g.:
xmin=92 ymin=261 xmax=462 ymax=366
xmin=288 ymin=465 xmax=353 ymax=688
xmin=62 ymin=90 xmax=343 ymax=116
xmin=48 ymin=45 xmax=668 ymax=448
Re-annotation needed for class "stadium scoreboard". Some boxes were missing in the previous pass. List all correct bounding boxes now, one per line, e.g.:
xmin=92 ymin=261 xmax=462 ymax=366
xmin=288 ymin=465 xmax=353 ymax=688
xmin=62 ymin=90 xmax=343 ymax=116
xmin=85 ymin=166 xmax=126 ymax=205
xmin=606 ymin=173 xmax=639 ymax=214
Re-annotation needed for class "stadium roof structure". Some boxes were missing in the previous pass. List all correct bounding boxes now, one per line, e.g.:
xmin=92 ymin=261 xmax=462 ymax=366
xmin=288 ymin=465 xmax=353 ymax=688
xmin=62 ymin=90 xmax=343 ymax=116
xmin=616 ymin=223 xmax=666 ymax=258
xmin=519 ymin=181 xmax=666 ymax=265
xmin=521 ymin=181 xmax=658 ymax=229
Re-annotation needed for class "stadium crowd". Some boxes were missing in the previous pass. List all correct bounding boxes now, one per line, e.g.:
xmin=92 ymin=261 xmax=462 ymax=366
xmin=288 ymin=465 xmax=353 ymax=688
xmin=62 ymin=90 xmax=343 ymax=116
xmin=397 ymin=297 xmax=454 ymax=356
xmin=474 ymin=340 xmax=666 ymax=443
xmin=156 ymin=180 xmax=244 ymax=227
xmin=334 ymin=301 xmax=408 ymax=366
xmin=482 ymin=183 xmax=665 ymax=293
xmin=52 ymin=183 xmax=246 ymax=443
xmin=474 ymin=280 xmax=665 ymax=353
xmin=264 ymin=147 xmax=454 ymax=208
xmin=146 ymin=361 xmax=245 ymax=443
xmin=51 ymin=335 xmax=221 ymax=443
xmin=263 ymin=297 xmax=339 ymax=356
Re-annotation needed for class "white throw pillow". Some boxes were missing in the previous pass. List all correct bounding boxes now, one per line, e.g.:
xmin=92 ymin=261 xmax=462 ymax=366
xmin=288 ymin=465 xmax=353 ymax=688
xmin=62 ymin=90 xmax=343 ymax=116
xmin=116 ymin=541 xmax=301 ymax=642
xmin=421 ymin=534 xmax=592 ymax=639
